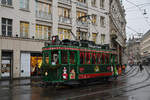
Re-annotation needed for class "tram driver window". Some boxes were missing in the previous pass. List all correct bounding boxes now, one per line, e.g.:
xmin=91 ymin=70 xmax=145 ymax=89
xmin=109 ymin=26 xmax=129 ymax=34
xmin=51 ymin=51 xmax=59 ymax=65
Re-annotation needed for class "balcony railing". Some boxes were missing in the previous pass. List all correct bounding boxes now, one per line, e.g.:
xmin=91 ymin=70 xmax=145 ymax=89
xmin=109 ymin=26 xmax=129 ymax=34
xmin=58 ymin=0 xmax=71 ymax=5
xmin=76 ymin=1 xmax=88 ymax=8
xmin=77 ymin=21 xmax=88 ymax=27
xmin=36 ymin=11 xmax=52 ymax=20
xmin=59 ymin=16 xmax=72 ymax=24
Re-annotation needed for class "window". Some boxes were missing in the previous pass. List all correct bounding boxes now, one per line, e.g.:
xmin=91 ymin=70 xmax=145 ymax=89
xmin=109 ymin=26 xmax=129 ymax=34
xmin=77 ymin=31 xmax=87 ymax=40
xmin=58 ymin=28 xmax=71 ymax=40
xmin=101 ymin=34 xmax=105 ymax=44
xmin=45 ymin=52 xmax=49 ymax=64
xmin=2 ymin=18 xmax=12 ymax=36
xmin=51 ymin=51 xmax=59 ymax=65
xmin=92 ymin=53 xmax=96 ymax=64
xmin=100 ymin=16 xmax=105 ymax=27
xmin=80 ymin=52 xmax=85 ymax=64
xmin=1 ymin=0 xmax=12 ymax=6
xmin=61 ymin=51 xmax=68 ymax=64
xmin=97 ymin=53 xmax=101 ymax=64
xmin=58 ymin=7 xmax=70 ymax=18
xmin=77 ymin=0 xmax=86 ymax=3
xmin=91 ymin=0 xmax=96 ymax=7
xmin=20 ymin=22 xmax=29 ymax=38
xmin=70 ymin=51 xmax=76 ymax=64
xmin=20 ymin=0 xmax=29 ymax=10
xmin=102 ymin=53 xmax=105 ymax=64
xmin=86 ymin=52 xmax=91 ymax=64
xmin=36 ymin=2 xmax=51 ymax=14
xmin=91 ymin=14 xmax=97 ymax=25
xmin=92 ymin=33 xmax=97 ymax=43
xmin=77 ymin=11 xmax=86 ymax=22
xmin=36 ymin=25 xmax=51 ymax=40
xmin=100 ymin=0 xmax=105 ymax=9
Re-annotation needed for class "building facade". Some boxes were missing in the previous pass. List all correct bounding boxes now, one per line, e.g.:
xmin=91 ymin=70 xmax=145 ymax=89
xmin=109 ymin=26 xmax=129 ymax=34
xmin=109 ymin=0 xmax=126 ymax=64
xmin=126 ymin=37 xmax=141 ymax=65
xmin=0 ymin=0 xmax=113 ymax=79
xmin=141 ymin=30 xmax=150 ymax=65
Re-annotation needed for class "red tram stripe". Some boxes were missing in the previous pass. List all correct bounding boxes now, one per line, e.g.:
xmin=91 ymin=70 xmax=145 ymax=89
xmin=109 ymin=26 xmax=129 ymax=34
xmin=78 ymin=72 xmax=113 ymax=79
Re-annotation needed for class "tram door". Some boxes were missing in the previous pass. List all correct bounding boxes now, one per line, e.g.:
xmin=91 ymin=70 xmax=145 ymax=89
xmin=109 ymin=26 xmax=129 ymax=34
xmin=20 ymin=53 xmax=31 ymax=77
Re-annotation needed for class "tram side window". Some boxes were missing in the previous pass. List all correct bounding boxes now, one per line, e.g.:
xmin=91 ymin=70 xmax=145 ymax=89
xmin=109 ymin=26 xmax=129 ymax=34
xmin=70 ymin=51 xmax=76 ymax=64
xmin=51 ymin=51 xmax=59 ymax=65
xmin=110 ymin=55 xmax=113 ymax=64
xmin=45 ymin=52 xmax=49 ymax=64
xmin=97 ymin=53 xmax=101 ymax=64
xmin=92 ymin=53 xmax=96 ymax=64
xmin=86 ymin=52 xmax=91 ymax=64
xmin=106 ymin=54 xmax=110 ymax=64
xmin=102 ymin=53 xmax=105 ymax=64
xmin=61 ymin=51 xmax=68 ymax=64
xmin=80 ymin=52 xmax=85 ymax=64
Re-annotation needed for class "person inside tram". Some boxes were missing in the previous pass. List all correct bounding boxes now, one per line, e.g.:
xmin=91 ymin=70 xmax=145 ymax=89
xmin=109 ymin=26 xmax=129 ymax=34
xmin=52 ymin=53 xmax=58 ymax=65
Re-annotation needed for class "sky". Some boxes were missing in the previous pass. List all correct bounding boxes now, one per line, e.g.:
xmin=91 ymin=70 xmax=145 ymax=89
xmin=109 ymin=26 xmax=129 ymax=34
xmin=122 ymin=0 xmax=150 ymax=39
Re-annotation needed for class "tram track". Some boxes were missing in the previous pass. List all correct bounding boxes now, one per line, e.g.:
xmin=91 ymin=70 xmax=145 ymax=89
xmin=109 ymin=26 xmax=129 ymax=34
xmin=67 ymin=66 xmax=150 ymax=100
xmin=118 ymin=67 xmax=139 ymax=81
xmin=121 ymin=66 xmax=135 ymax=76
xmin=120 ymin=66 xmax=137 ymax=78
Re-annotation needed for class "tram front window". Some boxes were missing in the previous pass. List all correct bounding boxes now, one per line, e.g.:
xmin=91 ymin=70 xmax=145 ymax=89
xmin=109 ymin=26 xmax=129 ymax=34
xmin=51 ymin=51 xmax=59 ymax=65
xmin=44 ymin=52 xmax=49 ymax=64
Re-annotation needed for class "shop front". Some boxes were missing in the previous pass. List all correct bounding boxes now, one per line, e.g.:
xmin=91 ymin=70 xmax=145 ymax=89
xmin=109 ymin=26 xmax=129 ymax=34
xmin=1 ymin=51 xmax=13 ymax=79
xmin=30 ymin=53 xmax=42 ymax=77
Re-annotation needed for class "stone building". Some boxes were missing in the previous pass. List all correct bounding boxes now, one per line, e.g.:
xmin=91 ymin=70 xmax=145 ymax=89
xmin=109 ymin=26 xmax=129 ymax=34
xmin=109 ymin=0 xmax=126 ymax=65
xmin=0 ymin=0 xmax=112 ymax=79
xmin=141 ymin=30 xmax=150 ymax=65
xmin=126 ymin=37 xmax=141 ymax=65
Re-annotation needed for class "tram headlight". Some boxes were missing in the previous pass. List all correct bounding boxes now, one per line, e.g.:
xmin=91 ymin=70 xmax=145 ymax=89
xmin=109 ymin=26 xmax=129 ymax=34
xmin=45 ymin=72 xmax=48 ymax=76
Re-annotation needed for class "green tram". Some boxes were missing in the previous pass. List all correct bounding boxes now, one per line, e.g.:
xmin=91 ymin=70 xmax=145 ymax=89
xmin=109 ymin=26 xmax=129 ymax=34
xmin=41 ymin=39 xmax=118 ymax=85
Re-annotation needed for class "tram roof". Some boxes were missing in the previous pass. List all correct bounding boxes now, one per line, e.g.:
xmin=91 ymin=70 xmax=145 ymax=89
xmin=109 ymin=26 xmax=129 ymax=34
xmin=42 ymin=45 xmax=117 ymax=54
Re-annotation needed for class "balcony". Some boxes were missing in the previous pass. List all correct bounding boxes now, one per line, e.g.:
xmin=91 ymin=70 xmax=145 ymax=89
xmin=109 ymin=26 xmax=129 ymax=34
xmin=59 ymin=16 xmax=72 ymax=24
xmin=58 ymin=0 xmax=71 ymax=5
xmin=76 ymin=1 xmax=88 ymax=9
xmin=36 ymin=11 xmax=52 ymax=21
xmin=77 ymin=21 xmax=88 ymax=28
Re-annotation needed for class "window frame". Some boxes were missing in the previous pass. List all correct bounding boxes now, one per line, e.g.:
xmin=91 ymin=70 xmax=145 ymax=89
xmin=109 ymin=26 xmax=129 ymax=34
xmin=20 ymin=0 xmax=29 ymax=10
xmin=1 ymin=18 xmax=12 ymax=37
xmin=20 ymin=21 xmax=29 ymax=38
xmin=1 ymin=0 xmax=12 ymax=6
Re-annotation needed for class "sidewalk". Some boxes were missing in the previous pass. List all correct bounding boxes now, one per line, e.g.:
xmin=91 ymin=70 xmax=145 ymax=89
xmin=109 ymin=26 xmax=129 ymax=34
xmin=0 ymin=78 xmax=42 ymax=88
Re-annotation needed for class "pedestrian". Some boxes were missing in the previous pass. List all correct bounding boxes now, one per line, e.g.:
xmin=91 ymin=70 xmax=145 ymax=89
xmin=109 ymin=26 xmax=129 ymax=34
xmin=139 ymin=62 xmax=143 ymax=72
xmin=114 ymin=65 xmax=118 ymax=79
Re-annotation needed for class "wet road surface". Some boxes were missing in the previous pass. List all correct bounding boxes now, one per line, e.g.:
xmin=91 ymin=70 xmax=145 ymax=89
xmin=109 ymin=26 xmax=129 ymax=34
xmin=1 ymin=66 xmax=150 ymax=100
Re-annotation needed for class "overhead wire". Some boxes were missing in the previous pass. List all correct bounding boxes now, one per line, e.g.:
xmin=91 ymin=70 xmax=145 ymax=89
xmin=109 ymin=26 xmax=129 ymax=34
xmin=125 ymin=0 xmax=150 ymax=27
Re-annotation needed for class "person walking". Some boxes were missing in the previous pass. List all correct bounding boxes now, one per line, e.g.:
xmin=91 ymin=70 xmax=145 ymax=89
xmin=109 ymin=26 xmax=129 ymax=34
xmin=139 ymin=62 xmax=143 ymax=72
